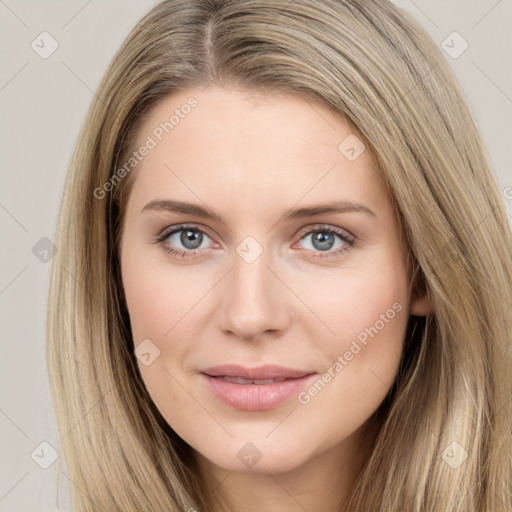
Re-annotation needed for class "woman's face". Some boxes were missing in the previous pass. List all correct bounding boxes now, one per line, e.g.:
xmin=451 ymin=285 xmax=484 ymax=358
xmin=120 ymin=85 xmax=428 ymax=475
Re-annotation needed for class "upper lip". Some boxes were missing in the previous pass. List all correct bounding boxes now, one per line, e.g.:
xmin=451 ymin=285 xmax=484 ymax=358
xmin=202 ymin=364 xmax=315 ymax=380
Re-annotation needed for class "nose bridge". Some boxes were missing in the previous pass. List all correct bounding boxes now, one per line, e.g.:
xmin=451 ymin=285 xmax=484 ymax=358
xmin=217 ymin=237 xmax=289 ymax=339
xmin=233 ymin=244 xmax=270 ymax=303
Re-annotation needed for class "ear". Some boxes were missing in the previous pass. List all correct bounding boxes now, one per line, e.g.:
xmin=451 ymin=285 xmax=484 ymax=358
xmin=410 ymin=292 xmax=432 ymax=316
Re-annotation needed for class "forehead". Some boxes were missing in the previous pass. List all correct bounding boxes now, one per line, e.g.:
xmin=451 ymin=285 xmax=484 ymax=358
xmin=125 ymin=85 xmax=388 ymax=217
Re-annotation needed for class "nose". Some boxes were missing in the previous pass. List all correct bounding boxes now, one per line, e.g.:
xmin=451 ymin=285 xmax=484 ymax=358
xmin=216 ymin=244 xmax=291 ymax=341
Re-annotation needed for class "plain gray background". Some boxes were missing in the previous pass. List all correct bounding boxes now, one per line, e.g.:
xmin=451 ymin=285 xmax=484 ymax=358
xmin=1 ymin=1 xmax=511 ymax=510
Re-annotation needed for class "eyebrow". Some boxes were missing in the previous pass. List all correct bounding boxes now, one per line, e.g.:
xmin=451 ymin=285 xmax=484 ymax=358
xmin=141 ymin=199 xmax=377 ymax=221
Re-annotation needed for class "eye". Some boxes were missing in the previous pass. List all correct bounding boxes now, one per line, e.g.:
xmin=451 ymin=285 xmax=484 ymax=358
xmin=156 ymin=224 xmax=215 ymax=258
xmin=295 ymin=225 xmax=355 ymax=258
xmin=155 ymin=223 xmax=356 ymax=259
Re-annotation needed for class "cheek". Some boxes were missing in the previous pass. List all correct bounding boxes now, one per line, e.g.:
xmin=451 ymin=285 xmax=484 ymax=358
xmin=121 ymin=248 xmax=208 ymax=343
xmin=121 ymin=252 xmax=214 ymax=409
xmin=292 ymin=250 xmax=410 ymax=406
xmin=294 ymin=265 xmax=408 ymax=435
xmin=302 ymin=255 xmax=408 ymax=353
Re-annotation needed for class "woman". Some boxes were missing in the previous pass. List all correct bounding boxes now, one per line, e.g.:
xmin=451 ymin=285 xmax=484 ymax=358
xmin=47 ymin=0 xmax=512 ymax=510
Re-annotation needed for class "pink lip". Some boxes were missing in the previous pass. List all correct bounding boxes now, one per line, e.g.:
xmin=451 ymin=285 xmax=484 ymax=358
xmin=201 ymin=364 xmax=316 ymax=411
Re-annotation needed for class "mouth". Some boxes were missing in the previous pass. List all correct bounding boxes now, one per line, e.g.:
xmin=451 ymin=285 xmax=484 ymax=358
xmin=213 ymin=376 xmax=291 ymax=385
xmin=201 ymin=364 xmax=317 ymax=411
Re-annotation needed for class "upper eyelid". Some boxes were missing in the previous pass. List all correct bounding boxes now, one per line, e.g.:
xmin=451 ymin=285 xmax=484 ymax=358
xmin=298 ymin=224 xmax=354 ymax=240
xmin=159 ymin=223 xmax=214 ymax=239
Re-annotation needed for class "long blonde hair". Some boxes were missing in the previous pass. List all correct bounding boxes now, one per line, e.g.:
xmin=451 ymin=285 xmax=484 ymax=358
xmin=47 ymin=0 xmax=512 ymax=510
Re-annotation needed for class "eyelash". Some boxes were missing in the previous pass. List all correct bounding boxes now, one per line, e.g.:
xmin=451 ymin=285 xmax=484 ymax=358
xmin=155 ymin=223 xmax=356 ymax=260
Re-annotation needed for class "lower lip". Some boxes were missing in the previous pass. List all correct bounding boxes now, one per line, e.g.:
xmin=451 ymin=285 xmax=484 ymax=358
xmin=201 ymin=373 xmax=317 ymax=411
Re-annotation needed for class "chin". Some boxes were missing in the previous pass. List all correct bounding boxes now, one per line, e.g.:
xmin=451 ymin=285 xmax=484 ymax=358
xmin=193 ymin=433 xmax=314 ymax=475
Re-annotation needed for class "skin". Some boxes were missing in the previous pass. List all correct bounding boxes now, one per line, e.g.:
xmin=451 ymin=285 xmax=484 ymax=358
xmin=119 ymin=85 xmax=431 ymax=511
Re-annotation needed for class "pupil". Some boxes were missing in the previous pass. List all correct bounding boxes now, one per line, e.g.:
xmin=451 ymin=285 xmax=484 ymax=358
xmin=181 ymin=230 xmax=202 ymax=249
xmin=313 ymin=232 xmax=334 ymax=251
